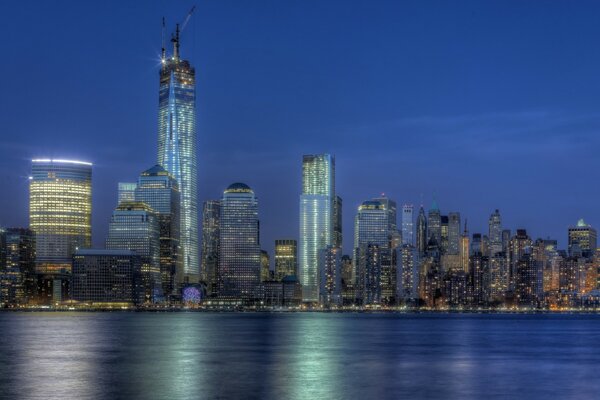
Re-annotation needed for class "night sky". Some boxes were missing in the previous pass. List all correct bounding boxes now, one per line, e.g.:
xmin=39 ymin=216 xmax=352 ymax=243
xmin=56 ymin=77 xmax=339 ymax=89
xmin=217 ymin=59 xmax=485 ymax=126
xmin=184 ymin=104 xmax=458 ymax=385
xmin=1 ymin=1 xmax=600 ymax=257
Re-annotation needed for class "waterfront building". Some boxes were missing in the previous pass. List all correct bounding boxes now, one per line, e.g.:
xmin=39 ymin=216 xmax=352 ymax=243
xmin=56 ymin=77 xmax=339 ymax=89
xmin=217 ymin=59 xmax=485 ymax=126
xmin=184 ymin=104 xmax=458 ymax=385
xmin=218 ymin=183 xmax=261 ymax=302
xmin=201 ymin=200 xmax=220 ymax=296
xmin=157 ymin=26 xmax=199 ymax=283
xmin=460 ymin=222 xmax=470 ymax=273
xmin=29 ymin=159 xmax=92 ymax=303
xmin=134 ymin=165 xmax=180 ymax=299
xmin=354 ymin=199 xmax=395 ymax=305
xmin=397 ymin=244 xmax=419 ymax=304
xmin=319 ymin=246 xmax=342 ymax=306
xmin=470 ymin=252 xmax=490 ymax=305
xmin=401 ymin=204 xmax=414 ymax=246
xmin=0 ymin=228 xmax=35 ymax=306
xmin=509 ymin=229 xmax=533 ymax=290
xmin=568 ymin=219 xmax=597 ymax=259
xmin=274 ymin=239 xmax=297 ymax=281
xmin=72 ymin=249 xmax=141 ymax=306
xmin=515 ymin=251 xmax=542 ymax=307
xmin=489 ymin=252 xmax=508 ymax=302
xmin=299 ymin=154 xmax=335 ymax=302
xmin=106 ymin=202 xmax=161 ymax=303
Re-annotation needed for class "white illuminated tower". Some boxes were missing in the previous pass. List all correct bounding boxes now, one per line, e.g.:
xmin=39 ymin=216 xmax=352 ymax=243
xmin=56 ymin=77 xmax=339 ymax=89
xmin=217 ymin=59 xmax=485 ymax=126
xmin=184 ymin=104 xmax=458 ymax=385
xmin=157 ymin=23 xmax=199 ymax=282
xmin=299 ymin=154 xmax=335 ymax=303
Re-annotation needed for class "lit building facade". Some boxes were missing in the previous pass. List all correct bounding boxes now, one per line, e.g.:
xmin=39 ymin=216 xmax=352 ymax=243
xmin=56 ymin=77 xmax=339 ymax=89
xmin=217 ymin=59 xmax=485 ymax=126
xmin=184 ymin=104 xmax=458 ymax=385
xmin=488 ymin=209 xmax=503 ymax=255
xmin=299 ymin=154 xmax=335 ymax=303
xmin=117 ymin=182 xmax=137 ymax=205
xmin=319 ymin=246 xmax=342 ymax=306
xmin=274 ymin=239 xmax=297 ymax=281
xmin=0 ymin=228 xmax=36 ymax=306
xmin=447 ymin=212 xmax=461 ymax=255
xmin=218 ymin=183 xmax=261 ymax=302
xmin=29 ymin=159 xmax=92 ymax=303
xmin=72 ymin=249 xmax=142 ymax=306
xmin=157 ymin=29 xmax=199 ymax=282
xmin=201 ymin=200 xmax=220 ymax=296
xmin=428 ymin=201 xmax=441 ymax=248
xmin=106 ymin=202 xmax=161 ymax=303
xmin=134 ymin=165 xmax=180 ymax=298
xmin=568 ymin=219 xmax=597 ymax=259
xmin=416 ymin=206 xmax=427 ymax=256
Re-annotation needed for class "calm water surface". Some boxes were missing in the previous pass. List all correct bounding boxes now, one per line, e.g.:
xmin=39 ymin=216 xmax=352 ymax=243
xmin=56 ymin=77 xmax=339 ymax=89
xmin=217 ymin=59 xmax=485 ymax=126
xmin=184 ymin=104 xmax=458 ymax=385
xmin=0 ymin=312 xmax=599 ymax=399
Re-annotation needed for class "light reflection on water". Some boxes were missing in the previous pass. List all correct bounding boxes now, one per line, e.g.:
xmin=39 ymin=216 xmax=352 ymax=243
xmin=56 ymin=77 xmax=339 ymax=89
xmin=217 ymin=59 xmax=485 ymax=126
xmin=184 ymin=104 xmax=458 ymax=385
xmin=1 ymin=313 xmax=600 ymax=399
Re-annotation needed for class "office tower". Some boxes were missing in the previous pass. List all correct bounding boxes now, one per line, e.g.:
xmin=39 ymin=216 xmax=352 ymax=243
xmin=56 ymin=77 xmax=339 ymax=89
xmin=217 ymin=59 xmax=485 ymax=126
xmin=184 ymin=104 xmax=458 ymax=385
xmin=29 ymin=159 xmax=92 ymax=303
xmin=299 ymin=154 xmax=335 ymax=303
xmin=134 ymin=165 xmax=180 ymax=299
xmin=488 ymin=209 xmax=502 ymax=255
xmin=373 ymin=196 xmax=398 ymax=232
xmin=489 ymin=252 xmax=508 ymax=302
xmin=515 ymin=251 xmax=542 ymax=307
xmin=319 ymin=246 xmax=342 ymax=306
xmin=341 ymin=254 xmax=353 ymax=287
xmin=509 ymin=229 xmax=533 ymax=290
xmin=72 ymin=249 xmax=142 ymax=306
xmin=543 ymin=244 xmax=562 ymax=293
xmin=397 ymin=244 xmax=419 ymax=304
xmin=470 ymin=253 xmax=490 ymax=305
xmin=568 ymin=219 xmax=597 ymax=259
xmin=502 ymin=229 xmax=511 ymax=253
xmin=201 ymin=200 xmax=220 ymax=295
xmin=274 ymin=239 xmax=297 ymax=281
xmin=354 ymin=199 xmax=395 ymax=304
xmin=460 ymin=222 xmax=470 ymax=273
xmin=106 ymin=202 xmax=161 ymax=304
xmin=218 ymin=183 xmax=261 ymax=302
xmin=333 ymin=196 xmax=343 ymax=248
xmin=428 ymin=200 xmax=441 ymax=247
xmin=118 ymin=182 xmax=137 ymax=205
xmin=261 ymin=250 xmax=270 ymax=282
xmin=157 ymin=27 xmax=199 ymax=283
xmin=401 ymin=204 xmax=414 ymax=246
xmin=0 ymin=228 xmax=35 ymax=306
xmin=416 ymin=206 xmax=427 ymax=256
xmin=443 ymin=269 xmax=468 ymax=307
xmin=447 ymin=212 xmax=461 ymax=255
xmin=440 ymin=215 xmax=449 ymax=253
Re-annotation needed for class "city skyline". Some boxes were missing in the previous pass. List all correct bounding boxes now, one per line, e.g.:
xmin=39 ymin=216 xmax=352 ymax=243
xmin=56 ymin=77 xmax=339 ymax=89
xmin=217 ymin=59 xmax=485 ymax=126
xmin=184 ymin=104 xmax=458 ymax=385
xmin=2 ymin=1 xmax=600 ymax=258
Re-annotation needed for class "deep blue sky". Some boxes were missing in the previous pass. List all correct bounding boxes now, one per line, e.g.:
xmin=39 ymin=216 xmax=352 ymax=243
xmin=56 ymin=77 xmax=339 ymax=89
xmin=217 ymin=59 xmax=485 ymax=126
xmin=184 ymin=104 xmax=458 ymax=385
xmin=1 ymin=0 xmax=599 ymax=256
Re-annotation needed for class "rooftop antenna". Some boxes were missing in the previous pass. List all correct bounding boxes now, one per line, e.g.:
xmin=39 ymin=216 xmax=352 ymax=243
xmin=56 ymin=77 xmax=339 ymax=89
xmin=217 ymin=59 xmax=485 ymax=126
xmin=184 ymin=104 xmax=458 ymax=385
xmin=463 ymin=218 xmax=468 ymax=235
xmin=161 ymin=17 xmax=166 ymax=62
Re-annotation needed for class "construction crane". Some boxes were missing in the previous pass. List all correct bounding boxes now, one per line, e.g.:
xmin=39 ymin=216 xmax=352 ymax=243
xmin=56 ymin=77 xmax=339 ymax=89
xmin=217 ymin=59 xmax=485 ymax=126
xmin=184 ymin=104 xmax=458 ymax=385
xmin=171 ymin=5 xmax=196 ymax=60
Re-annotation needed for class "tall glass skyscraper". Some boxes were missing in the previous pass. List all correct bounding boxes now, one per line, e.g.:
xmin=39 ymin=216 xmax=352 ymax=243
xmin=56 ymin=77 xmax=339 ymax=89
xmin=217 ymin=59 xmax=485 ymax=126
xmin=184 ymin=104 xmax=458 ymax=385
xmin=299 ymin=154 xmax=335 ymax=303
xmin=134 ymin=165 xmax=180 ymax=298
xmin=201 ymin=200 xmax=221 ymax=296
xmin=401 ymin=204 xmax=414 ymax=245
xmin=218 ymin=183 xmax=261 ymax=302
xmin=157 ymin=29 xmax=198 ymax=282
xmin=106 ymin=202 xmax=161 ymax=303
xmin=29 ymin=159 xmax=92 ymax=303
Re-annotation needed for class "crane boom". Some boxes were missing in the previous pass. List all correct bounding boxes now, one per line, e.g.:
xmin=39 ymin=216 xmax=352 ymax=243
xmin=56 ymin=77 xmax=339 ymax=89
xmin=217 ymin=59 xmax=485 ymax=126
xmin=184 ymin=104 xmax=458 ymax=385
xmin=181 ymin=5 xmax=196 ymax=32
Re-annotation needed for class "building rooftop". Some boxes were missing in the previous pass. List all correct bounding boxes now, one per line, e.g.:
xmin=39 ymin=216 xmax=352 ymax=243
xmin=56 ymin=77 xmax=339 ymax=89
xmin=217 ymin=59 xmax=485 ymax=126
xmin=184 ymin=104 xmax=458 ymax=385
xmin=225 ymin=182 xmax=253 ymax=194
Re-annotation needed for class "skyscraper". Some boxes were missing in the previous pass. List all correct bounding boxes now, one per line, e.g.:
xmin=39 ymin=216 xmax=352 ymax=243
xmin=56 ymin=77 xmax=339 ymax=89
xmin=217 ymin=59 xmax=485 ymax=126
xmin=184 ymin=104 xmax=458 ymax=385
xmin=134 ymin=165 xmax=180 ymax=298
xmin=319 ymin=245 xmax=342 ymax=306
xmin=447 ymin=212 xmax=461 ymax=255
xmin=568 ymin=219 xmax=597 ymax=259
xmin=0 ymin=228 xmax=35 ymax=306
xmin=488 ymin=209 xmax=502 ymax=255
xmin=333 ymin=195 xmax=343 ymax=249
xmin=201 ymin=200 xmax=220 ymax=296
xmin=401 ymin=204 xmax=414 ymax=245
xmin=274 ymin=239 xmax=297 ymax=280
xmin=416 ymin=206 xmax=427 ymax=256
xmin=117 ymin=182 xmax=137 ymax=205
xmin=29 ymin=159 xmax=92 ymax=303
xmin=218 ymin=183 xmax=261 ymax=302
xmin=299 ymin=154 xmax=335 ymax=303
xmin=106 ymin=202 xmax=161 ymax=304
xmin=428 ymin=200 xmax=442 ymax=248
xmin=354 ymin=199 xmax=394 ymax=304
xmin=157 ymin=26 xmax=198 ymax=283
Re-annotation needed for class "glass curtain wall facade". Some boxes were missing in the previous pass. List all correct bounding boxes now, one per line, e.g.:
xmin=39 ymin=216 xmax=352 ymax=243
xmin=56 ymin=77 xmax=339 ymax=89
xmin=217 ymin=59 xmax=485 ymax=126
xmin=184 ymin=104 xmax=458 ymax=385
xmin=134 ymin=165 xmax=180 ymax=298
xmin=157 ymin=34 xmax=199 ymax=282
xmin=218 ymin=183 xmax=260 ymax=302
xmin=299 ymin=154 xmax=335 ymax=303
xmin=29 ymin=159 xmax=92 ymax=275
xmin=201 ymin=200 xmax=220 ymax=296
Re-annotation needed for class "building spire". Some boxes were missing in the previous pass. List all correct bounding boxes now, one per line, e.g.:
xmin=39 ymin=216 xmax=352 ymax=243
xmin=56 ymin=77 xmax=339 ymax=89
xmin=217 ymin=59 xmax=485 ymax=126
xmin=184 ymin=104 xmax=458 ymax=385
xmin=172 ymin=24 xmax=180 ymax=60
xmin=161 ymin=17 xmax=166 ymax=63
